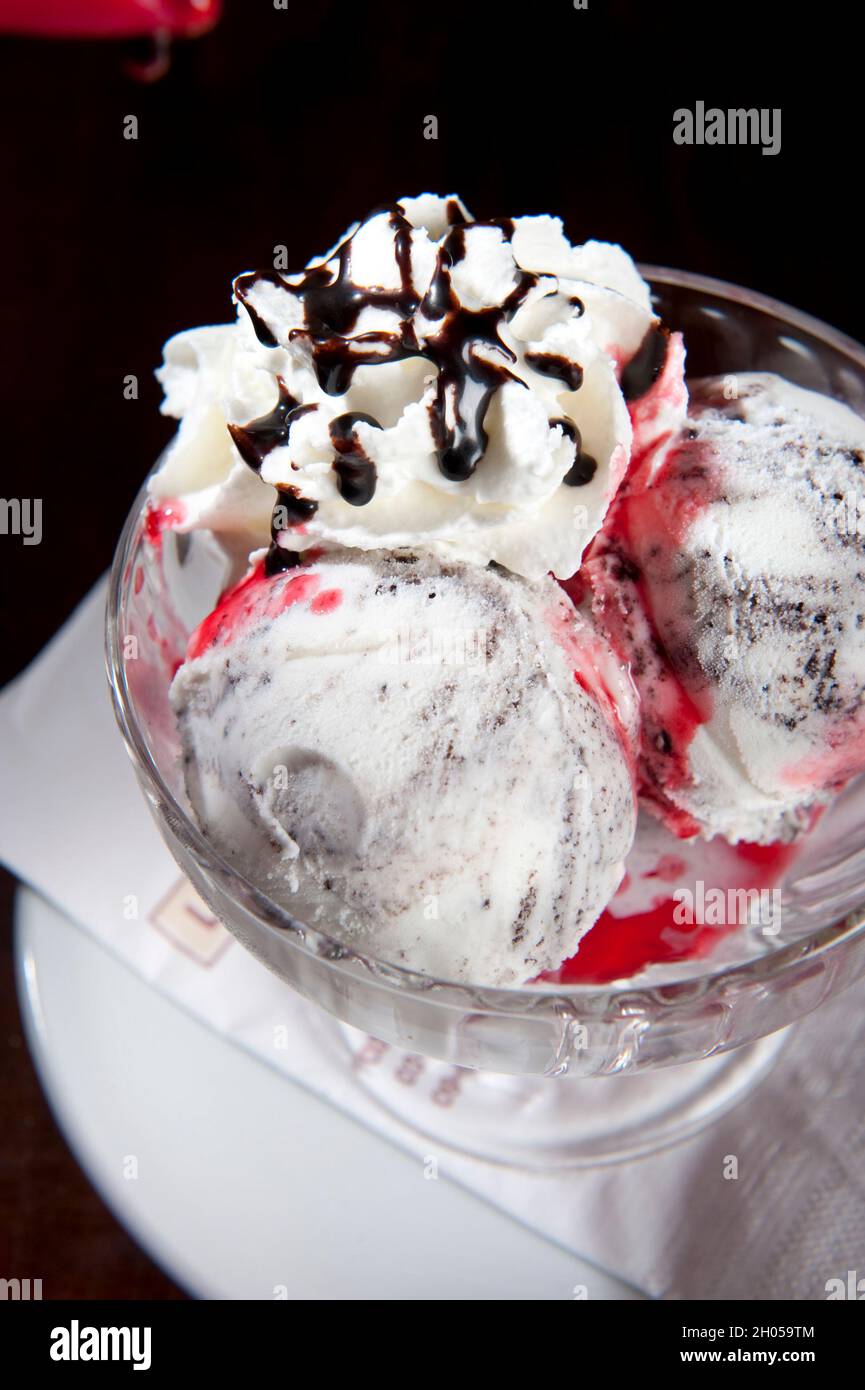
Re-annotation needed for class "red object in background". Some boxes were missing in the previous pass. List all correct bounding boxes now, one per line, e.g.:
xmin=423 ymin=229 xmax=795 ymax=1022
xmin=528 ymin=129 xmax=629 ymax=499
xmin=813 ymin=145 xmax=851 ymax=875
xmin=0 ymin=0 xmax=221 ymax=37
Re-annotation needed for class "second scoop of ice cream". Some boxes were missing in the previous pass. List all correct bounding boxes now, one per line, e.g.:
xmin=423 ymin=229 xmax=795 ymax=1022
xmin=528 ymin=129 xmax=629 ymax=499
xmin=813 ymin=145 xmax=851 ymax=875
xmin=171 ymin=550 xmax=637 ymax=985
xmin=583 ymin=373 xmax=865 ymax=843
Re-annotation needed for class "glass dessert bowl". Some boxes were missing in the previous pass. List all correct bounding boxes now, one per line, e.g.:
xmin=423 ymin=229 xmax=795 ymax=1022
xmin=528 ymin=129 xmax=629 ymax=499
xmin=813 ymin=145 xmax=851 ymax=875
xmin=107 ymin=269 xmax=865 ymax=1167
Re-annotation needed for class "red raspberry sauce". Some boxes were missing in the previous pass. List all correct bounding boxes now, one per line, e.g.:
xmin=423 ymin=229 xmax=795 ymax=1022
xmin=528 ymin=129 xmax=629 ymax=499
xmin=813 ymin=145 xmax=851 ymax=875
xmin=553 ymin=838 xmax=799 ymax=984
xmin=185 ymin=560 xmax=343 ymax=661
xmin=144 ymin=498 xmax=186 ymax=549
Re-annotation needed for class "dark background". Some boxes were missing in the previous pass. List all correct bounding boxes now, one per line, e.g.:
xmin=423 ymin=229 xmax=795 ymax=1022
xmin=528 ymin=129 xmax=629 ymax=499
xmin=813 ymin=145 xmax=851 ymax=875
xmin=1 ymin=0 xmax=861 ymax=684
xmin=0 ymin=0 xmax=859 ymax=1296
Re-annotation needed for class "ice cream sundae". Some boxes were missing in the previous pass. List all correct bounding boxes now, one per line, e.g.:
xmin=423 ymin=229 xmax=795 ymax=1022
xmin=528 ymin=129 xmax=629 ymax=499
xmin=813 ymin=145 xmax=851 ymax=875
xmin=141 ymin=194 xmax=865 ymax=987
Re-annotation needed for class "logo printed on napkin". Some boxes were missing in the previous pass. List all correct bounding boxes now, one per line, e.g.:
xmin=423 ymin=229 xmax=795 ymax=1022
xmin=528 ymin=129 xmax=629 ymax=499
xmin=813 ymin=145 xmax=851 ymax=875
xmin=149 ymin=878 xmax=232 ymax=966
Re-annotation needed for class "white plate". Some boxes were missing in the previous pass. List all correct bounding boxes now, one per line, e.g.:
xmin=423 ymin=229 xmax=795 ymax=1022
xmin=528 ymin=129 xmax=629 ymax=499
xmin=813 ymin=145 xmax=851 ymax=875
xmin=14 ymin=887 xmax=643 ymax=1301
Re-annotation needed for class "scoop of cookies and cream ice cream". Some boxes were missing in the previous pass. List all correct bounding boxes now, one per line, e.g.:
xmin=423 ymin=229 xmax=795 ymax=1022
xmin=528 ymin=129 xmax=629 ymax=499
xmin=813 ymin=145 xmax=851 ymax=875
xmin=581 ymin=373 xmax=865 ymax=843
xmin=147 ymin=195 xmax=865 ymax=985
xmin=170 ymin=549 xmax=637 ymax=985
xmin=151 ymin=193 xmax=668 ymax=580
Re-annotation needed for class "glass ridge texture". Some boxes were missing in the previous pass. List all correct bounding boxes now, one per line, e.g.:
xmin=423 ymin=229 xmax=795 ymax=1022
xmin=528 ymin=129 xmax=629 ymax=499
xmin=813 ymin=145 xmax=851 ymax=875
xmin=106 ymin=269 xmax=865 ymax=1081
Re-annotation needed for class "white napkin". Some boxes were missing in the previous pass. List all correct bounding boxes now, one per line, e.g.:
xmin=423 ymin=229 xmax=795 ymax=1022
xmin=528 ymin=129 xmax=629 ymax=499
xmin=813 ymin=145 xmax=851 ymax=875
xmin=3 ymin=579 xmax=864 ymax=1301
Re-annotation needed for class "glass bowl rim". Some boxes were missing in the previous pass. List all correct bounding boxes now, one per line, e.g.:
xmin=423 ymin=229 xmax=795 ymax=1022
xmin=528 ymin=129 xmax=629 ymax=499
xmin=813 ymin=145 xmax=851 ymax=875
xmin=641 ymin=263 xmax=865 ymax=369
xmin=106 ymin=265 xmax=865 ymax=1010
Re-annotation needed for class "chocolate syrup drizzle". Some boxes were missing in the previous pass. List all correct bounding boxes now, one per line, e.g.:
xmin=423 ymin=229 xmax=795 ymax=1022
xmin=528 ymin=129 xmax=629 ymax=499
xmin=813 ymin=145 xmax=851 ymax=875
xmin=273 ymin=487 xmax=318 ymax=527
xmin=329 ymin=412 xmax=380 ymax=505
xmin=552 ymin=417 xmax=598 ymax=487
xmin=525 ymin=351 xmax=584 ymax=392
xmin=264 ymin=486 xmax=319 ymax=577
xmin=238 ymin=206 xmax=422 ymax=396
xmin=234 ymin=270 xmax=282 ymax=349
xmin=620 ymin=324 xmax=669 ymax=402
xmin=227 ymin=378 xmax=316 ymax=473
xmin=225 ymin=379 xmax=320 ymax=575
xmin=231 ymin=204 xmax=578 ymax=488
xmin=228 ymin=202 xmax=636 ymax=562
xmin=419 ymin=220 xmax=542 ymax=480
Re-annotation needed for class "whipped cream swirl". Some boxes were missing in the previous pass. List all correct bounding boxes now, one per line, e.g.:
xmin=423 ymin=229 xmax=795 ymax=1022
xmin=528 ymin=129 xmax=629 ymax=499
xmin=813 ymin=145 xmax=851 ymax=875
xmin=153 ymin=194 xmax=662 ymax=579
